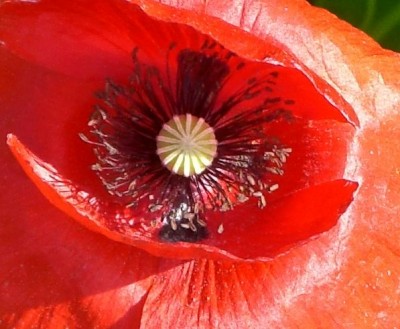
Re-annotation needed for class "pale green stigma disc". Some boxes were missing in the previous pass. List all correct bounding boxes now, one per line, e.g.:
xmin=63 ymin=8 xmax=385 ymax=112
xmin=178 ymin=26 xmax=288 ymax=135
xmin=156 ymin=114 xmax=218 ymax=177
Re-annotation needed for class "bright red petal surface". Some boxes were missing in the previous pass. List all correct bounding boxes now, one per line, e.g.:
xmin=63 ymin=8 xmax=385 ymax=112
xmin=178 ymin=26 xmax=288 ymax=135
xmin=0 ymin=3 xmax=158 ymax=326
xmin=1 ymin=0 xmax=399 ymax=328
xmin=0 ymin=140 xmax=159 ymax=328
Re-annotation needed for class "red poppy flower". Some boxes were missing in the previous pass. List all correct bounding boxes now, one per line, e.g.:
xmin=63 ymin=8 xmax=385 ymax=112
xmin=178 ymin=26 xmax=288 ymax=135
xmin=1 ymin=0 xmax=399 ymax=328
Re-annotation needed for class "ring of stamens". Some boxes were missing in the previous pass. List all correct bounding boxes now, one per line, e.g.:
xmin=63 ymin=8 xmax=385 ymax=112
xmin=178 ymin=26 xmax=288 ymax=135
xmin=156 ymin=114 xmax=218 ymax=177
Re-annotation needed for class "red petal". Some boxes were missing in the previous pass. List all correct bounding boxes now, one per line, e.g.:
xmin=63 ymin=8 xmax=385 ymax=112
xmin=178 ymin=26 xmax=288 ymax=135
xmin=1 ymin=0 xmax=357 ymax=261
xmin=0 ymin=0 xmax=351 ymax=177
xmin=134 ymin=0 xmax=400 ymax=326
xmin=143 ymin=257 xmax=355 ymax=328
xmin=131 ymin=0 xmax=359 ymax=126
xmin=0 ymin=145 xmax=159 ymax=328
xmin=8 ymin=133 xmax=358 ymax=260
xmin=0 ymin=0 xmax=133 ymax=80
xmin=0 ymin=44 xmax=109 ymax=199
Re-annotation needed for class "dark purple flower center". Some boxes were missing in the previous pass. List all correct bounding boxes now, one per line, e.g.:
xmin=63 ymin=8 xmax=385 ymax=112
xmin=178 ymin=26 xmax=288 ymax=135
xmin=81 ymin=41 xmax=293 ymax=243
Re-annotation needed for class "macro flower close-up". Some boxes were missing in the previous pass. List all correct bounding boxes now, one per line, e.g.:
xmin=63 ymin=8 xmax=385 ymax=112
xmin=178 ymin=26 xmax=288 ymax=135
xmin=0 ymin=0 xmax=399 ymax=328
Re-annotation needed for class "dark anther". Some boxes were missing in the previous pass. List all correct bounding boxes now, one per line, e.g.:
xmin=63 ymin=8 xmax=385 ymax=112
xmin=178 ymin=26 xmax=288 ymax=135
xmin=158 ymin=194 xmax=209 ymax=243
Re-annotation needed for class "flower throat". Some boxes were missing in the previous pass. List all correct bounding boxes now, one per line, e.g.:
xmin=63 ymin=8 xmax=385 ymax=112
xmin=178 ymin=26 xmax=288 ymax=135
xmin=81 ymin=40 xmax=293 ymax=243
